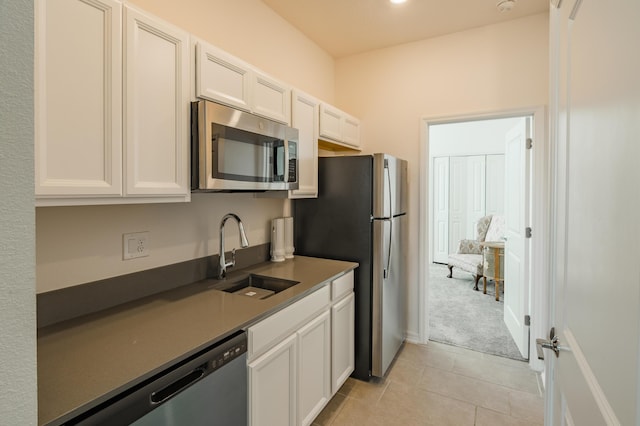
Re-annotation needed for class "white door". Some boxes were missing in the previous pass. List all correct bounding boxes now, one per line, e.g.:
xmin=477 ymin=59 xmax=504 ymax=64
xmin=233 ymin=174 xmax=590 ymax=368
xmin=545 ymin=1 xmax=640 ymax=424
xmin=448 ymin=156 xmax=467 ymax=253
xmin=432 ymin=157 xmax=449 ymax=263
xmin=503 ymin=118 xmax=530 ymax=359
xmin=466 ymin=155 xmax=486 ymax=239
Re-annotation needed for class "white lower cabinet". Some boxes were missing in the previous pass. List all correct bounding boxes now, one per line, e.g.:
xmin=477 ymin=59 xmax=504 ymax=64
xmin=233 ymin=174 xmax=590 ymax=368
xmin=248 ymin=334 xmax=297 ymax=426
xmin=331 ymin=292 xmax=355 ymax=394
xmin=297 ymin=310 xmax=331 ymax=426
xmin=247 ymin=271 xmax=355 ymax=426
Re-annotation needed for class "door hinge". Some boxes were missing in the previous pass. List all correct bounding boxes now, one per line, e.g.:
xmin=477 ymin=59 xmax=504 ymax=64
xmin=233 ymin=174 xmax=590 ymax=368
xmin=524 ymin=315 xmax=531 ymax=326
xmin=525 ymin=227 xmax=532 ymax=238
xmin=526 ymin=138 xmax=533 ymax=149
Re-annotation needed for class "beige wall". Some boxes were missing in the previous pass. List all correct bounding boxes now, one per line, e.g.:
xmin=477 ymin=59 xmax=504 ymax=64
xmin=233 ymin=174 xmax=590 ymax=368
xmin=334 ymin=13 xmax=549 ymax=339
xmin=36 ymin=0 xmax=335 ymax=293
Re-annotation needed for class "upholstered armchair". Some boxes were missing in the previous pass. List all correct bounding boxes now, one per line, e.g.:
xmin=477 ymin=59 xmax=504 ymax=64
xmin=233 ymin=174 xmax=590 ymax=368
xmin=447 ymin=215 xmax=504 ymax=290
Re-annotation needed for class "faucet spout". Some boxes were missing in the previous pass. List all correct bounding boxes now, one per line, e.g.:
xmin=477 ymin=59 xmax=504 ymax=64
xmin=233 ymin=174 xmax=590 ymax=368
xmin=218 ymin=213 xmax=250 ymax=279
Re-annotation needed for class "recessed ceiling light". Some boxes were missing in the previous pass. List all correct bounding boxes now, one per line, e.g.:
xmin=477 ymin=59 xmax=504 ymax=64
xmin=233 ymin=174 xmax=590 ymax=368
xmin=390 ymin=0 xmax=407 ymax=4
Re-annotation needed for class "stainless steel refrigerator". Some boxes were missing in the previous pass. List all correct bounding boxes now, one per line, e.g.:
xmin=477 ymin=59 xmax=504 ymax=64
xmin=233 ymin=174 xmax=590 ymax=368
xmin=294 ymin=154 xmax=407 ymax=379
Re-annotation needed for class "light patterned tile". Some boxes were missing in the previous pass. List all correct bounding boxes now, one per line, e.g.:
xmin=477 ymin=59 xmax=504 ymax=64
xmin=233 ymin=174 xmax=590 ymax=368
xmin=418 ymin=365 xmax=511 ymax=414
xmin=451 ymin=352 xmax=540 ymax=394
xmin=398 ymin=342 xmax=456 ymax=371
xmin=378 ymin=382 xmax=476 ymax=426
xmin=509 ymin=389 xmax=545 ymax=422
xmin=341 ymin=377 xmax=388 ymax=405
xmin=330 ymin=397 xmax=375 ymax=426
xmin=312 ymin=392 xmax=347 ymax=426
xmin=476 ymin=407 xmax=543 ymax=426
xmin=387 ymin=357 xmax=425 ymax=390
xmin=311 ymin=343 xmax=543 ymax=425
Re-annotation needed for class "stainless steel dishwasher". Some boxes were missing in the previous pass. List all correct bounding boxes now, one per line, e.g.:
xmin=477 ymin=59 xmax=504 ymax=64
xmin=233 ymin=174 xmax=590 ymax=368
xmin=66 ymin=330 xmax=247 ymax=426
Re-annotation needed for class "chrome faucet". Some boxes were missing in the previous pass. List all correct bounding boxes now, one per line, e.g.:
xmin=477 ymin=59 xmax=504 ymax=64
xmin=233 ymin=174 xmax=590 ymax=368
xmin=218 ymin=213 xmax=249 ymax=279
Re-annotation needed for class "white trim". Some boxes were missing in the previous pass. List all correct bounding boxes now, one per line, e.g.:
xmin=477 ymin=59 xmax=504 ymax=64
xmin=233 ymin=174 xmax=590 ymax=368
xmin=418 ymin=116 xmax=429 ymax=343
xmin=419 ymin=106 xmax=548 ymax=369
xmin=405 ymin=331 xmax=421 ymax=344
xmin=563 ymin=329 xmax=621 ymax=425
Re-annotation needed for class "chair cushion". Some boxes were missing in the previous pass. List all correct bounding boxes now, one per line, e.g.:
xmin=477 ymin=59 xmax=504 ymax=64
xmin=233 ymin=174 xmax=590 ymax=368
xmin=448 ymin=253 xmax=483 ymax=276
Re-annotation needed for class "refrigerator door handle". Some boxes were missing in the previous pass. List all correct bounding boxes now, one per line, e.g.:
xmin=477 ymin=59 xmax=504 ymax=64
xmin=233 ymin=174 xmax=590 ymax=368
xmin=384 ymin=164 xmax=393 ymax=279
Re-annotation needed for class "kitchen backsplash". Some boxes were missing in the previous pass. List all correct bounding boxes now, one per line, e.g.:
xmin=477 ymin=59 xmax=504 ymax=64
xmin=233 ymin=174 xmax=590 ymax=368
xmin=36 ymin=193 xmax=285 ymax=293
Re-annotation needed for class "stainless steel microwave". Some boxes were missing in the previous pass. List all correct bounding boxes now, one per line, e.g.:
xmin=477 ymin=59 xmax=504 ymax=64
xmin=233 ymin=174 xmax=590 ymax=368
xmin=191 ymin=100 xmax=298 ymax=191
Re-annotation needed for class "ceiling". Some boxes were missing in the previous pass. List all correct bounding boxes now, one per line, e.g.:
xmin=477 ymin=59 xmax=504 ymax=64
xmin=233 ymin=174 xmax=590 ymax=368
xmin=261 ymin=0 xmax=549 ymax=58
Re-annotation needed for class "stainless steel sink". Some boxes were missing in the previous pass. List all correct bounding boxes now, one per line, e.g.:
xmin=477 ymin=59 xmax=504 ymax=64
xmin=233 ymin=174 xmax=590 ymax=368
xmin=213 ymin=274 xmax=300 ymax=299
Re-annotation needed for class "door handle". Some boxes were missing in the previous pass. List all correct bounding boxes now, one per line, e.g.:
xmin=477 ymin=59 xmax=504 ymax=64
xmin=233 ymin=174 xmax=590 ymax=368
xmin=536 ymin=327 xmax=570 ymax=360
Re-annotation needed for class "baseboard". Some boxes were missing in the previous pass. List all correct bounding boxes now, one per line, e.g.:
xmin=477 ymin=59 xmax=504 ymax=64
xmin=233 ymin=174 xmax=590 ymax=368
xmin=405 ymin=331 xmax=422 ymax=344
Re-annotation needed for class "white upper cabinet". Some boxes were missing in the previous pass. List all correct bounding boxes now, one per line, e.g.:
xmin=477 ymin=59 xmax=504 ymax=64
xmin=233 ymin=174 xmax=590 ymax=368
xmin=35 ymin=0 xmax=191 ymax=205
xmin=319 ymin=103 xmax=361 ymax=150
xmin=124 ymin=7 xmax=190 ymax=196
xmin=290 ymin=90 xmax=319 ymax=198
xmin=35 ymin=0 xmax=123 ymax=197
xmin=252 ymin=71 xmax=291 ymax=125
xmin=196 ymin=42 xmax=252 ymax=112
xmin=196 ymin=41 xmax=291 ymax=124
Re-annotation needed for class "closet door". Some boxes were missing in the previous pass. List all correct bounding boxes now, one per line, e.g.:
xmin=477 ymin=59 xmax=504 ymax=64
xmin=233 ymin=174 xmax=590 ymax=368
xmin=466 ymin=156 xmax=486 ymax=239
xmin=448 ymin=157 xmax=467 ymax=254
xmin=432 ymin=157 xmax=449 ymax=263
xmin=486 ymin=154 xmax=505 ymax=216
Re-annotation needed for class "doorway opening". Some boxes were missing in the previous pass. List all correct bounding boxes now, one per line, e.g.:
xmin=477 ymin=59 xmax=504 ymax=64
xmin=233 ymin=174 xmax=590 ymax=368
xmin=418 ymin=107 xmax=548 ymax=372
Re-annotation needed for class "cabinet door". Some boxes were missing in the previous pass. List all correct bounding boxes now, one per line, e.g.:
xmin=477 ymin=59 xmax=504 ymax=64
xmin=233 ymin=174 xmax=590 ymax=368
xmin=35 ymin=0 xmax=122 ymax=197
xmin=196 ymin=42 xmax=251 ymax=112
xmin=331 ymin=292 xmax=355 ymax=395
xmin=252 ymin=71 xmax=291 ymax=124
xmin=319 ymin=103 xmax=343 ymax=142
xmin=248 ymin=334 xmax=297 ymax=426
xmin=290 ymin=90 xmax=319 ymax=199
xmin=342 ymin=114 xmax=360 ymax=148
xmin=124 ymin=7 xmax=190 ymax=197
xmin=297 ymin=310 xmax=331 ymax=426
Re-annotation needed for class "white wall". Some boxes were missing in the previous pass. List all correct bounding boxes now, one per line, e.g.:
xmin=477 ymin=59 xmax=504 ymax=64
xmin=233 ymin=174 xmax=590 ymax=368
xmin=430 ymin=117 xmax=522 ymax=157
xmin=335 ymin=14 xmax=549 ymax=340
xmin=0 ymin=0 xmax=37 ymax=422
xmin=36 ymin=0 xmax=336 ymax=293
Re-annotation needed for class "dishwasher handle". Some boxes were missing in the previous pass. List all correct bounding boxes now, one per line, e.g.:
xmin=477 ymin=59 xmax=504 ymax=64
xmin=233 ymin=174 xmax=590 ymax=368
xmin=150 ymin=365 xmax=206 ymax=405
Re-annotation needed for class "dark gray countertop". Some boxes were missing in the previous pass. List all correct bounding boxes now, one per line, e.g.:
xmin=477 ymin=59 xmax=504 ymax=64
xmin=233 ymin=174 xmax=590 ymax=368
xmin=37 ymin=256 xmax=357 ymax=426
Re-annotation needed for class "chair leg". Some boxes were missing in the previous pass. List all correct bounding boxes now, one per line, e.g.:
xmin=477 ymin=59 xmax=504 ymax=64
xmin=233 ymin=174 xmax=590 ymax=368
xmin=447 ymin=265 xmax=453 ymax=278
xmin=473 ymin=274 xmax=481 ymax=291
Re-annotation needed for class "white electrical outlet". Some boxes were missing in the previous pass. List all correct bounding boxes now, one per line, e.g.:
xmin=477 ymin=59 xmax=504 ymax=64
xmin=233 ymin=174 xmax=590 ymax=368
xmin=123 ymin=232 xmax=150 ymax=260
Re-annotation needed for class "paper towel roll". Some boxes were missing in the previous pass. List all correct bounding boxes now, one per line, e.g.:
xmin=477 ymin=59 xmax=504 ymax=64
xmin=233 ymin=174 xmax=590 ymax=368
xmin=284 ymin=216 xmax=294 ymax=259
xmin=271 ymin=218 xmax=285 ymax=262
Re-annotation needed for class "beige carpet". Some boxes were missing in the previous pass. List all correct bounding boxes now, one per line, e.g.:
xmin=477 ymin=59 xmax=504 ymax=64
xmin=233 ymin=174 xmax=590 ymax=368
xmin=428 ymin=263 xmax=527 ymax=361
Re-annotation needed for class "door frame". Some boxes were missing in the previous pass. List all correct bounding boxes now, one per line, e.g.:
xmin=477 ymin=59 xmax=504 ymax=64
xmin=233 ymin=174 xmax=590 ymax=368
xmin=418 ymin=106 xmax=548 ymax=372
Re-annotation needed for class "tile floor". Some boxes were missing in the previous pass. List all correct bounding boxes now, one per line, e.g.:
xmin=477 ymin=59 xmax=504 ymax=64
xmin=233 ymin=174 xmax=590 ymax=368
xmin=312 ymin=341 xmax=544 ymax=426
